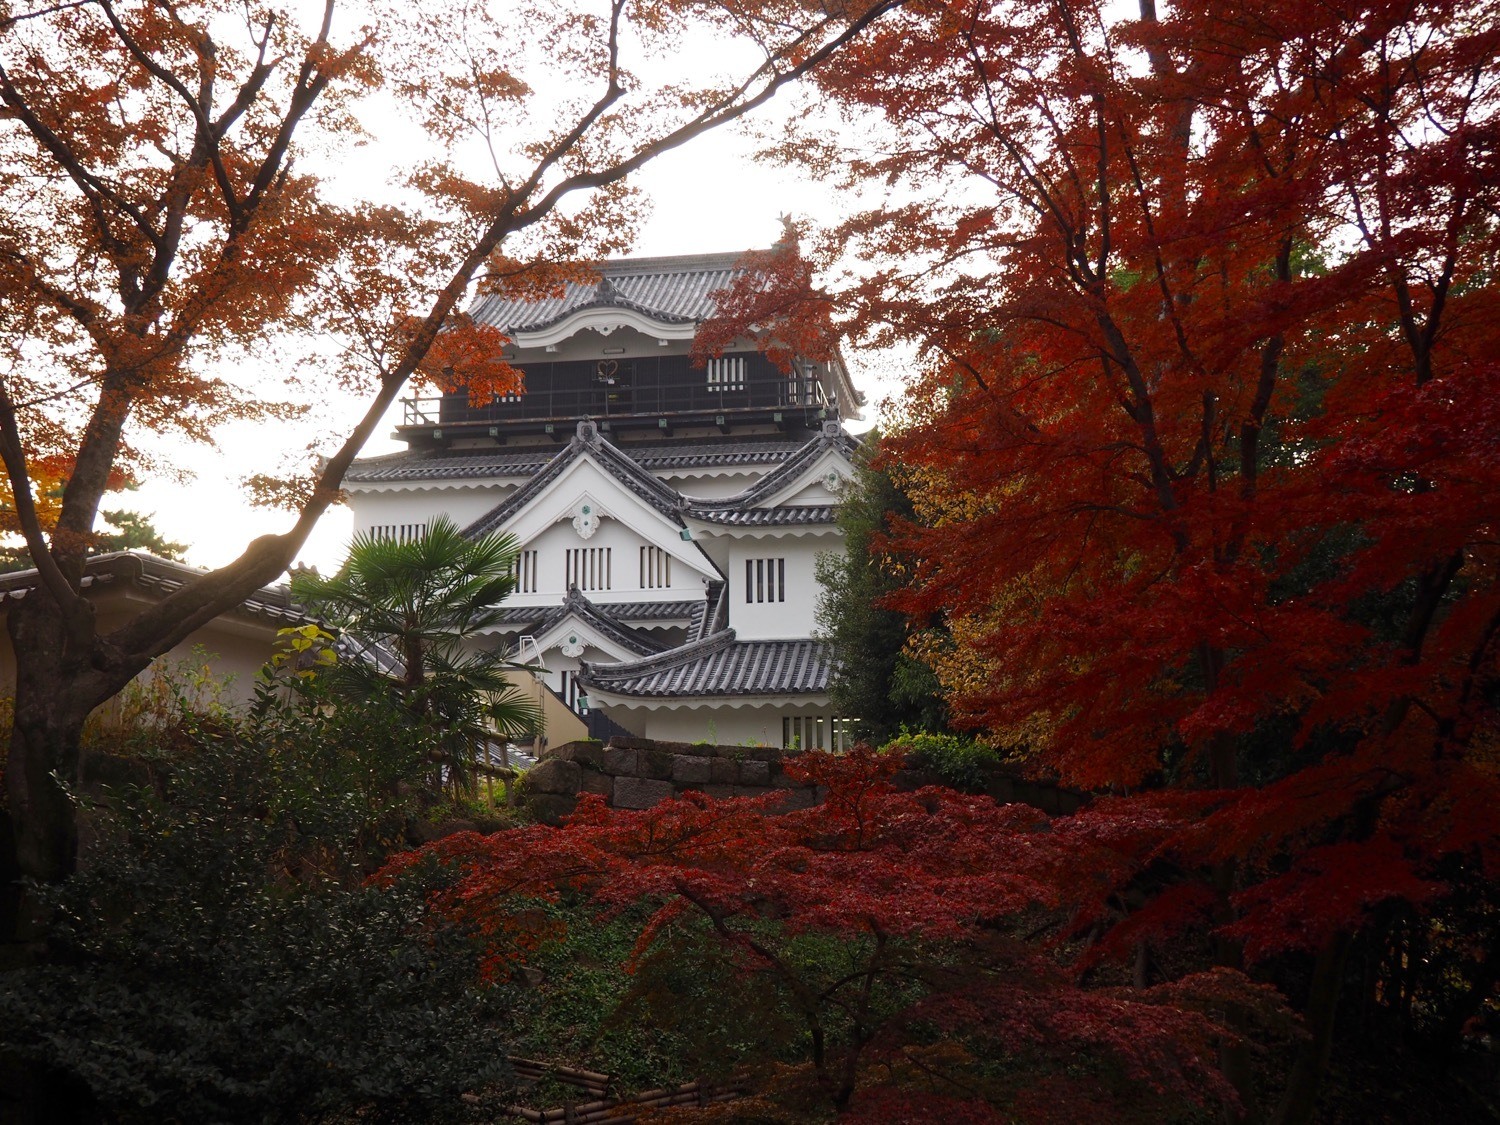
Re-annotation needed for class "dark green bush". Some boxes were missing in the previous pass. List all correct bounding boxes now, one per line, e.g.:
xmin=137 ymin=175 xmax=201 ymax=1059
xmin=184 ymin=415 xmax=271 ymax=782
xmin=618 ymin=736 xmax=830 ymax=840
xmin=880 ymin=731 xmax=999 ymax=793
xmin=0 ymin=699 xmax=512 ymax=1123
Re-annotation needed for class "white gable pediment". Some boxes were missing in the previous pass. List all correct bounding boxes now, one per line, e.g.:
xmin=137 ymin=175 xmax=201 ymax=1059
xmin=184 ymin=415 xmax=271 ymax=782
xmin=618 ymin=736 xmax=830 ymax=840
xmin=756 ymin=446 xmax=856 ymax=509
xmin=530 ymin=614 xmax=648 ymax=664
xmin=513 ymin=306 xmax=697 ymax=350
xmin=501 ymin=455 xmax=718 ymax=581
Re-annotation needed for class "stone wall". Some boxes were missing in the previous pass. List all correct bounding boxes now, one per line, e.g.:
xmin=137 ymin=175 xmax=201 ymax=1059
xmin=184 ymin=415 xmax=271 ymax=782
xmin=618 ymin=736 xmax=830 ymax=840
xmin=520 ymin=737 xmax=820 ymax=825
xmin=519 ymin=736 xmax=1086 ymax=824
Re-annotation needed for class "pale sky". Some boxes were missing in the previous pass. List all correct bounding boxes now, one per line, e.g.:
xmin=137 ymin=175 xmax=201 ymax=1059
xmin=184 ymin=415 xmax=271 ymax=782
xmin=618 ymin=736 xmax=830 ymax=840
xmin=130 ymin=100 xmax=898 ymax=575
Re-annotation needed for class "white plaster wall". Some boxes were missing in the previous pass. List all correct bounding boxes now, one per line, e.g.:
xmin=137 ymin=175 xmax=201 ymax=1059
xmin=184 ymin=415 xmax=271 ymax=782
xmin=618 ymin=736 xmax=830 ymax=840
xmin=1 ymin=601 xmax=287 ymax=714
xmin=601 ymin=703 xmax=793 ymax=748
xmin=503 ymin=517 xmax=711 ymax=608
xmin=668 ymin=473 xmax=764 ymax=499
xmin=594 ymin=701 xmax=843 ymax=748
xmin=347 ymin=484 xmax=515 ymax=540
xmin=155 ymin=620 xmax=281 ymax=705
xmin=520 ymin=324 xmax=681 ymax=364
xmin=726 ymin=532 xmax=841 ymax=640
xmin=779 ymin=480 xmax=840 ymax=505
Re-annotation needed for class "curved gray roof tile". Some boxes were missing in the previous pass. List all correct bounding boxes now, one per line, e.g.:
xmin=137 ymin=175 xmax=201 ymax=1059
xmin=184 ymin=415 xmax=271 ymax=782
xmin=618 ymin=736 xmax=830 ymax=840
xmin=515 ymin=587 xmax=668 ymax=658
xmin=488 ymin=596 xmax=709 ymax=644
xmin=346 ymin=448 xmax=555 ymax=483
xmin=462 ymin=421 xmax=684 ymax=539
xmin=0 ymin=552 xmax=314 ymax=628
xmin=686 ymin=505 xmax=837 ymax=526
xmin=681 ymin=423 xmax=860 ymax=513
xmin=577 ymin=631 xmax=831 ymax=698
xmin=471 ymin=252 xmax=748 ymax=334
xmin=346 ymin=437 xmax=813 ymax=486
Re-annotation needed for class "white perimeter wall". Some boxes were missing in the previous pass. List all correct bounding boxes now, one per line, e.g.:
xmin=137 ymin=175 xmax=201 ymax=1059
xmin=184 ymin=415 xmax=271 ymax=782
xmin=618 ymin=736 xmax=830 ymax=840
xmin=1 ymin=601 xmax=287 ymax=712
xmin=597 ymin=699 xmax=842 ymax=749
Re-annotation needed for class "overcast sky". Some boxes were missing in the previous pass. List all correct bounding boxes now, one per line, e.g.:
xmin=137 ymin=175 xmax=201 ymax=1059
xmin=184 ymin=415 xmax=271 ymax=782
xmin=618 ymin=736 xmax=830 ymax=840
xmin=129 ymin=93 xmax=897 ymax=574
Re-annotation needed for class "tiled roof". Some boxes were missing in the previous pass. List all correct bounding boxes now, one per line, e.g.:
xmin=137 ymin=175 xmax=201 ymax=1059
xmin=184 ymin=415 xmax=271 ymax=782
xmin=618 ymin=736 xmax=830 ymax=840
xmin=681 ymin=423 xmax=860 ymax=515
xmin=463 ymin=421 xmax=684 ymax=538
xmin=697 ymin=582 xmax=728 ymax=641
xmin=470 ymin=252 xmax=746 ymax=334
xmin=0 ymin=552 xmax=313 ymax=628
xmin=345 ymin=448 xmax=555 ymax=483
xmin=605 ymin=599 xmax=708 ymax=624
xmin=517 ymin=588 xmax=669 ymax=658
xmin=345 ymin=436 xmax=808 ymax=486
xmin=577 ymin=631 xmax=831 ymax=698
xmin=490 ymin=598 xmax=704 ymax=628
xmin=687 ymin=505 xmax=837 ymax=526
xmin=627 ymin=439 xmax=809 ymax=471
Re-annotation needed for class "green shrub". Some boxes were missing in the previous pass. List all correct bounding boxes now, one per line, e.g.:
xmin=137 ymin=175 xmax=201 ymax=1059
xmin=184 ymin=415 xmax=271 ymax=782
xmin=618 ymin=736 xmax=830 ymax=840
xmin=880 ymin=731 xmax=999 ymax=793
xmin=0 ymin=699 xmax=512 ymax=1123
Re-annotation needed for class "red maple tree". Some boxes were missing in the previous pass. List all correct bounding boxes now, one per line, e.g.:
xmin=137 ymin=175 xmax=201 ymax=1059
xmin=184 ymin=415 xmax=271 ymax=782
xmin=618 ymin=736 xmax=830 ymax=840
xmin=695 ymin=0 xmax=1500 ymax=1117
xmin=391 ymin=750 xmax=1294 ymax=1121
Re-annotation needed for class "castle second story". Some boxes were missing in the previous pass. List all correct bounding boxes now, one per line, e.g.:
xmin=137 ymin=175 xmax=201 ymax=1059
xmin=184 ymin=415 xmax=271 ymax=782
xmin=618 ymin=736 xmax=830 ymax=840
xmin=398 ymin=252 xmax=862 ymax=450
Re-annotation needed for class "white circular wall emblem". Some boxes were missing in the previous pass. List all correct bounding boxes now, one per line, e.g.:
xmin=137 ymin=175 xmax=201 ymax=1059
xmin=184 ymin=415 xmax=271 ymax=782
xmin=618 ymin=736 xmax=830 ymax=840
xmin=822 ymin=470 xmax=845 ymax=494
xmin=571 ymin=499 xmax=600 ymax=539
xmin=560 ymin=633 xmax=585 ymax=658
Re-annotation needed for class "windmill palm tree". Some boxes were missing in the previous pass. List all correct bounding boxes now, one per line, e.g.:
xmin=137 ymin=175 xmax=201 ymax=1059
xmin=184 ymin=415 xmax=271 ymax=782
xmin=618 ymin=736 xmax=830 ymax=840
xmin=291 ymin=517 xmax=540 ymax=796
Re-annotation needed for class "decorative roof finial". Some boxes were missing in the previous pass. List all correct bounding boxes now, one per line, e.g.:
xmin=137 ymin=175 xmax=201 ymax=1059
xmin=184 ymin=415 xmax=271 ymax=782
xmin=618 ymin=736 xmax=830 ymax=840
xmin=775 ymin=213 xmax=799 ymax=248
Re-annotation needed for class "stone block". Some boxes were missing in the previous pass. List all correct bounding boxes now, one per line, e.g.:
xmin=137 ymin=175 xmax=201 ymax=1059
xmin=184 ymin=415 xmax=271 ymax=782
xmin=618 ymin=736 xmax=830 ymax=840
xmin=553 ymin=740 xmax=606 ymax=771
xmin=613 ymin=777 xmax=675 ymax=810
xmin=770 ymin=767 xmax=803 ymax=788
xmin=528 ymin=794 xmax=577 ymax=827
xmin=672 ymin=754 xmax=713 ymax=786
xmin=525 ymin=758 xmax=581 ymax=795
xmin=710 ymin=757 xmax=738 ymax=784
xmin=608 ymin=736 xmax=655 ymax=751
xmin=732 ymin=785 xmax=775 ymax=800
xmin=602 ymin=746 xmax=638 ymax=775
xmin=701 ymin=784 xmax=737 ymax=800
xmin=580 ymin=771 xmax=614 ymax=797
xmin=738 ymin=745 xmax=783 ymax=762
xmin=639 ymin=749 xmax=676 ymax=781
xmin=738 ymin=760 xmax=771 ymax=786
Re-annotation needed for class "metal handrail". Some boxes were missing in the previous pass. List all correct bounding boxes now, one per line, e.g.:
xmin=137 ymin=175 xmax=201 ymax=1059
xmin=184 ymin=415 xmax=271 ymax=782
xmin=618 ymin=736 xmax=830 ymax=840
xmin=402 ymin=369 xmax=827 ymax=428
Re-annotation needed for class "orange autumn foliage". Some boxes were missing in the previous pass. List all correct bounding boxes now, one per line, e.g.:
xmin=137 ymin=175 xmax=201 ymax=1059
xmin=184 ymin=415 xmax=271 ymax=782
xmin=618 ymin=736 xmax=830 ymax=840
xmin=0 ymin=0 xmax=909 ymax=938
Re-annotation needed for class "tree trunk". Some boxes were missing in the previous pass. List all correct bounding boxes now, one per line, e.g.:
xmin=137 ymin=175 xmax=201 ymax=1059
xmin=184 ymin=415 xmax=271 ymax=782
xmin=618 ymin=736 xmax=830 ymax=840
xmin=2 ymin=591 xmax=124 ymax=945
xmin=1204 ymin=686 xmax=1261 ymax=1124
xmin=1271 ymin=932 xmax=1352 ymax=1125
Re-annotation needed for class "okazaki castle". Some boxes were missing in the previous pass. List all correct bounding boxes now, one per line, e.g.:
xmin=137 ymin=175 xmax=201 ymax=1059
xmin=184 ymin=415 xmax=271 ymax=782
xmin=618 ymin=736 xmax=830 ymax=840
xmin=343 ymin=253 xmax=864 ymax=749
